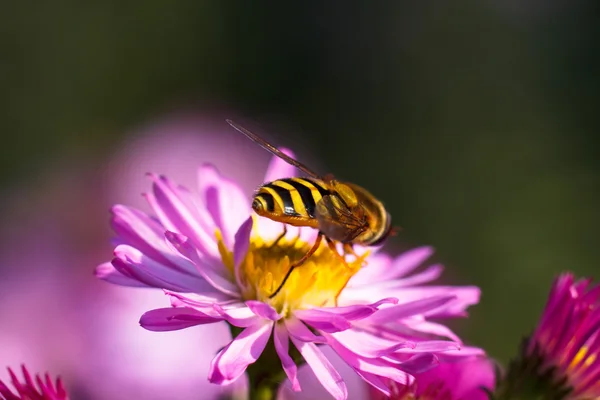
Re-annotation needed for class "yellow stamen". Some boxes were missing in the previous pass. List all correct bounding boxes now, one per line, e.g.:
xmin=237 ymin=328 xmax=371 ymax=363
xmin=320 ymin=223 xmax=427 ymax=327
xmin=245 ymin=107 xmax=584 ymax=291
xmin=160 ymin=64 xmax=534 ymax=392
xmin=216 ymin=228 xmax=368 ymax=316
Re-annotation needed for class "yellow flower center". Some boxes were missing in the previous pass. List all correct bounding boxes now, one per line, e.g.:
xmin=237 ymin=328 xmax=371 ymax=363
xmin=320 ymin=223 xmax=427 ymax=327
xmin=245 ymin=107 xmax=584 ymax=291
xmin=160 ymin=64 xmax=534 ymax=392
xmin=217 ymin=226 xmax=368 ymax=316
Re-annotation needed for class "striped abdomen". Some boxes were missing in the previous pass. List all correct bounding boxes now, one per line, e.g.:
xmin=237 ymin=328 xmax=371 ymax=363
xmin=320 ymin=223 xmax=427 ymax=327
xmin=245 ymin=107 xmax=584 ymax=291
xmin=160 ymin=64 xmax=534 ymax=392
xmin=252 ymin=177 xmax=331 ymax=226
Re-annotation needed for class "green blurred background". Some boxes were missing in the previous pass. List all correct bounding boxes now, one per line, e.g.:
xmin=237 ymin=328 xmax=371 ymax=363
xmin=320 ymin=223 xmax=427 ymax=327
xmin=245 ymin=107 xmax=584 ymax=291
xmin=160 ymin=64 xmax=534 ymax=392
xmin=1 ymin=1 xmax=599 ymax=367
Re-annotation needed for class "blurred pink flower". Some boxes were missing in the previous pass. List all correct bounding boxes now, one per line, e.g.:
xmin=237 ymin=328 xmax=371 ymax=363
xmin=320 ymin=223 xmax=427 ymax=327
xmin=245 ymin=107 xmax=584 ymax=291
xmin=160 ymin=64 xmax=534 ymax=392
xmin=0 ymin=365 xmax=68 ymax=400
xmin=524 ymin=272 xmax=600 ymax=398
xmin=0 ymin=113 xmax=263 ymax=399
xmin=368 ymin=356 xmax=495 ymax=400
xmin=98 ymin=146 xmax=483 ymax=399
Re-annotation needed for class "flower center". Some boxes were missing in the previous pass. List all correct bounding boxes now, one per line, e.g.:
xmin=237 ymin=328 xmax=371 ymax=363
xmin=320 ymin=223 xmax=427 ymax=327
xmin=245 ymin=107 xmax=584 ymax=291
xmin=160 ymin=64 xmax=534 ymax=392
xmin=217 ymin=227 xmax=368 ymax=315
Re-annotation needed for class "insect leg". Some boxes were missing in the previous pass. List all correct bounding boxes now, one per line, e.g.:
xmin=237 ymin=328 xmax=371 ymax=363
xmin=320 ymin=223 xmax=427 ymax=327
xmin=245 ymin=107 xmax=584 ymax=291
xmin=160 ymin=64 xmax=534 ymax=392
xmin=325 ymin=237 xmax=348 ymax=265
xmin=268 ymin=225 xmax=288 ymax=248
xmin=269 ymin=232 xmax=323 ymax=299
xmin=342 ymin=242 xmax=367 ymax=266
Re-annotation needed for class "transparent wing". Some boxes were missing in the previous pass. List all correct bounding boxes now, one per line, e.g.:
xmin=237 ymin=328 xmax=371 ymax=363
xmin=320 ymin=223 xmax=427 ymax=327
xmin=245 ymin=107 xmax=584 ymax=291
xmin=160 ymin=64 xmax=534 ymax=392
xmin=315 ymin=195 xmax=366 ymax=242
xmin=227 ymin=119 xmax=320 ymax=178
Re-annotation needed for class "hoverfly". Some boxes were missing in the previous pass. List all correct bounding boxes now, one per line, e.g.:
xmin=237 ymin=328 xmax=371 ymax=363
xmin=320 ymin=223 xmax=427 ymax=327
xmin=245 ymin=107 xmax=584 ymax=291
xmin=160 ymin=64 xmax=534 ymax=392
xmin=227 ymin=120 xmax=395 ymax=298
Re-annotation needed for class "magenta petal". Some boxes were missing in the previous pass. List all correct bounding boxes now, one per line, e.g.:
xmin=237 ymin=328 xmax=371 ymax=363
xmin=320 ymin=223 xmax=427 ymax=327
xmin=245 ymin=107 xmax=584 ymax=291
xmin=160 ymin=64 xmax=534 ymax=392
xmin=198 ymin=164 xmax=250 ymax=248
xmin=402 ymin=318 xmax=463 ymax=343
xmin=386 ymin=246 xmax=434 ymax=279
xmin=295 ymin=310 xmax=351 ymax=333
xmin=208 ymin=321 xmax=273 ymax=385
xmin=140 ymin=307 xmax=223 ymax=331
xmin=300 ymin=297 xmax=398 ymax=322
xmin=233 ymin=217 xmax=253 ymax=285
xmin=328 ymin=329 xmax=415 ymax=358
xmin=392 ymin=340 xmax=460 ymax=354
xmin=367 ymin=295 xmax=457 ymax=324
xmin=213 ymin=304 xmax=262 ymax=327
xmin=148 ymin=173 xmax=218 ymax=258
xmin=285 ymin=318 xmax=326 ymax=343
xmin=289 ymin=336 xmax=348 ymax=400
xmin=274 ymin=324 xmax=301 ymax=392
xmin=263 ymin=148 xmax=298 ymax=182
xmin=112 ymin=245 xmax=213 ymax=292
xmin=245 ymin=301 xmax=281 ymax=321
xmin=165 ymin=231 xmax=241 ymax=297
xmin=392 ymin=264 xmax=444 ymax=287
xmin=353 ymin=370 xmax=393 ymax=398
xmin=327 ymin=336 xmax=416 ymax=385
xmin=396 ymin=353 xmax=439 ymax=374
xmin=95 ymin=261 xmax=148 ymax=287
xmin=110 ymin=204 xmax=197 ymax=275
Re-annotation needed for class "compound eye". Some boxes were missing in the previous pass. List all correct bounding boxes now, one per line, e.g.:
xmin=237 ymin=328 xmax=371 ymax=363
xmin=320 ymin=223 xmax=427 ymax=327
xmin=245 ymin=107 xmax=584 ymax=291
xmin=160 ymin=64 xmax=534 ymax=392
xmin=252 ymin=199 xmax=262 ymax=212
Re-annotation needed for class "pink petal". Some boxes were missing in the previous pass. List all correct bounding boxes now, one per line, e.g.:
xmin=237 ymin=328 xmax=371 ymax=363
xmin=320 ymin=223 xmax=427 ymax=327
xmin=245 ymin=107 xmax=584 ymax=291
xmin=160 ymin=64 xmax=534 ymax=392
xmin=386 ymin=246 xmax=434 ymax=279
xmin=95 ymin=261 xmax=148 ymax=287
xmin=274 ymin=323 xmax=301 ymax=391
xmin=140 ymin=307 xmax=223 ymax=331
xmin=112 ymin=244 xmax=213 ymax=292
xmin=147 ymin=173 xmax=219 ymax=258
xmin=246 ymin=301 xmax=282 ymax=321
xmin=366 ymin=295 xmax=458 ymax=324
xmin=165 ymin=231 xmax=241 ymax=297
xmin=285 ymin=317 xmax=326 ymax=343
xmin=110 ymin=204 xmax=197 ymax=275
xmin=394 ymin=353 xmax=439 ymax=374
xmin=233 ymin=217 xmax=253 ymax=286
xmin=213 ymin=303 xmax=263 ymax=327
xmin=164 ymin=290 xmax=236 ymax=310
xmin=346 ymin=253 xmax=393 ymax=287
xmin=300 ymin=298 xmax=398 ymax=322
xmin=353 ymin=370 xmax=393 ymax=398
xmin=289 ymin=336 xmax=347 ymax=400
xmin=391 ymin=340 xmax=461 ymax=354
xmin=208 ymin=321 xmax=273 ymax=385
xmin=327 ymin=329 xmax=415 ymax=358
xmin=294 ymin=310 xmax=351 ymax=333
xmin=391 ymin=264 xmax=444 ymax=287
xmin=401 ymin=318 xmax=463 ymax=343
xmin=327 ymin=335 xmax=419 ymax=385
xmin=263 ymin=148 xmax=298 ymax=182
xmin=197 ymin=164 xmax=251 ymax=248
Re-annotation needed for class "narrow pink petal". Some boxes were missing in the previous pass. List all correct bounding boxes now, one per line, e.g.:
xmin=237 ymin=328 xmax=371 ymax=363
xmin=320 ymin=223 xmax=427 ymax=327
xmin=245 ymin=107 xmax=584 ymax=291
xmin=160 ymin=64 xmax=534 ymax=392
xmin=401 ymin=318 xmax=463 ymax=343
xmin=147 ymin=173 xmax=219 ymax=258
xmin=294 ymin=311 xmax=351 ymax=333
xmin=198 ymin=164 xmax=251 ymax=248
xmin=246 ymin=301 xmax=281 ymax=321
xmin=435 ymin=346 xmax=486 ymax=359
xmin=289 ymin=336 xmax=347 ymax=400
xmin=300 ymin=297 xmax=398 ymax=322
xmin=165 ymin=231 xmax=241 ymax=297
xmin=395 ymin=353 xmax=439 ymax=374
xmin=346 ymin=253 xmax=393 ymax=287
xmin=386 ymin=246 xmax=434 ymax=279
xmin=353 ymin=370 xmax=393 ymax=398
xmin=95 ymin=261 xmax=148 ymax=287
xmin=213 ymin=303 xmax=263 ymax=327
xmin=327 ymin=335 xmax=420 ymax=385
xmin=233 ymin=217 xmax=253 ymax=286
xmin=285 ymin=317 xmax=326 ymax=343
xmin=140 ymin=307 xmax=223 ymax=331
xmin=263 ymin=148 xmax=298 ymax=182
xmin=112 ymin=245 xmax=213 ymax=292
xmin=392 ymin=340 xmax=460 ymax=353
xmin=274 ymin=323 xmax=301 ymax=391
xmin=328 ymin=329 xmax=415 ymax=358
xmin=366 ymin=295 xmax=457 ymax=324
xmin=164 ymin=289 xmax=235 ymax=309
xmin=208 ymin=321 xmax=273 ymax=385
xmin=110 ymin=204 xmax=198 ymax=275
xmin=391 ymin=264 xmax=444 ymax=287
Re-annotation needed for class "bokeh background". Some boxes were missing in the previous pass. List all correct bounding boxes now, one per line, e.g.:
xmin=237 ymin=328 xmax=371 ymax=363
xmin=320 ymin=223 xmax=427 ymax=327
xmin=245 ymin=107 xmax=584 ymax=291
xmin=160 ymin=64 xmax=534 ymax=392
xmin=1 ymin=2 xmax=599 ymax=399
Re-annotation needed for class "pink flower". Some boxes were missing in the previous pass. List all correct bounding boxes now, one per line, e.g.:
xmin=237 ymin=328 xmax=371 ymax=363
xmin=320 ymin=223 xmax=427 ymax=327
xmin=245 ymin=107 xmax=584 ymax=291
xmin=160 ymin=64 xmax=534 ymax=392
xmin=97 ymin=149 xmax=483 ymax=399
xmin=368 ymin=356 xmax=495 ymax=400
xmin=0 ymin=365 xmax=68 ymax=400
xmin=523 ymin=273 xmax=600 ymax=398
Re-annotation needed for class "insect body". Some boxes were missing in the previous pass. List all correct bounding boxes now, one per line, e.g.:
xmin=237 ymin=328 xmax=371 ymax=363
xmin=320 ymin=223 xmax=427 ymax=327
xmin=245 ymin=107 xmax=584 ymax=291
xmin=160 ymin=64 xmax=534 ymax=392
xmin=227 ymin=120 xmax=395 ymax=297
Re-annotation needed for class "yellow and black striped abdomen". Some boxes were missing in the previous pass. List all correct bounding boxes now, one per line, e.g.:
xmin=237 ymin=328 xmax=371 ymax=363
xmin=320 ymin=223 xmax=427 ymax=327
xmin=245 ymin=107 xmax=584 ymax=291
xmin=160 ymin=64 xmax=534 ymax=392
xmin=252 ymin=177 xmax=330 ymax=224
